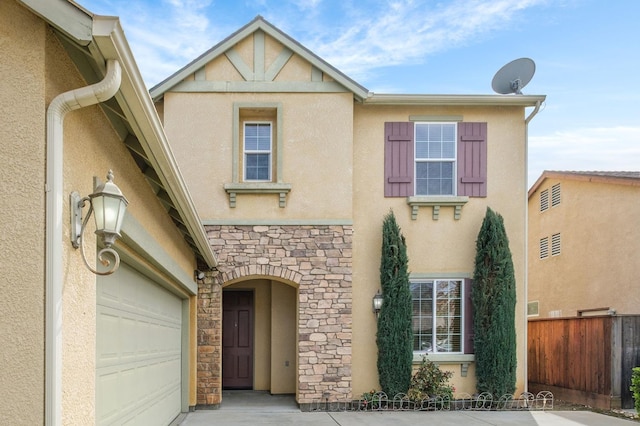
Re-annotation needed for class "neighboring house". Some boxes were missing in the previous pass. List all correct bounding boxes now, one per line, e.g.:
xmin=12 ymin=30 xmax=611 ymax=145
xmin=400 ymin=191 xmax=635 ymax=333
xmin=528 ymin=171 xmax=640 ymax=318
xmin=151 ymin=16 xmax=546 ymax=408
xmin=1 ymin=1 xmax=216 ymax=425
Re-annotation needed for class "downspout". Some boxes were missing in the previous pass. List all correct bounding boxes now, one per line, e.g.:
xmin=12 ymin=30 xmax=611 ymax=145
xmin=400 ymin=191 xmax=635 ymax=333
xmin=522 ymin=100 xmax=541 ymax=393
xmin=45 ymin=59 xmax=121 ymax=426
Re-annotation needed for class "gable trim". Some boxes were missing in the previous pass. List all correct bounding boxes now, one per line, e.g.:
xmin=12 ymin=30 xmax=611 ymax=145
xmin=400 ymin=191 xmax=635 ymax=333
xmin=265 ymin=47 xmax=293 ymax=81
xmin=171 ymin=80 xmax=350 ymax=94
xmin=225 ymin=48 xmax=254 ymax=80
xmin=150 ymin=16 xmax=369 ymax=101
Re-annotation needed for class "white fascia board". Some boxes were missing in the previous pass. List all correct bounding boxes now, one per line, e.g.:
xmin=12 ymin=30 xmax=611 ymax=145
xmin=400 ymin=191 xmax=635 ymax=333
xmin=19 ymin=0 xmax=93 ymax=45
xmin=364 ymin=93 xmax=546 ymax=107
xmin=90 ymin=16 xmax=218 ymax=268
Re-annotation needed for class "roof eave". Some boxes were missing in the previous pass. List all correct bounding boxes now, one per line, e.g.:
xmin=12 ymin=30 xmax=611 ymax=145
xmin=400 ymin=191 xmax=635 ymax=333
xmin=364 ymin=93 xmax=547 ymax=106
xmin=89 ymin=17 xmax=218 ymax=268
xmin=528 ymin=170 xmax=640 ymax=198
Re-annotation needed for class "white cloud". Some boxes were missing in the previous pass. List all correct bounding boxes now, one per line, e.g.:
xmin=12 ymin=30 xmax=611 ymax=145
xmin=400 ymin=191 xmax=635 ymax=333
xmin=306 ymin=0 xmax=548 ymax=79
xmin=528 ymin=126 xmax=640 ymax=185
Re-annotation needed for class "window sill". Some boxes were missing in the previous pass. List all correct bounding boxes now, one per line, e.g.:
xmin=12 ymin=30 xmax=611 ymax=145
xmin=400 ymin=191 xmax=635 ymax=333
xmin=407 ymin=196 xmax=469 ymax=220
xmin=224 ymin=182 xmax=292 ymax=208
xmin=413 ymin=353 xmax=475 ymax=377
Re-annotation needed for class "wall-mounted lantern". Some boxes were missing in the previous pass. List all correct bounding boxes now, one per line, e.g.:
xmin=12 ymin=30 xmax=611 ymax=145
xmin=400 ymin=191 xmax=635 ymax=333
xmin=372 ymin=290 xmax=384 ymax=317
xmin=70 ymin=170 xmax=128 ymax=275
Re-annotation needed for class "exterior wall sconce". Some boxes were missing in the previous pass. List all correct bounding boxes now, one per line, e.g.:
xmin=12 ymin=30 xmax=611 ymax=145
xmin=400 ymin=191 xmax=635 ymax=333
xmin=372 ymin=290 xmax=384 ymax=317
xmin=70 ymin=170 xmax=128 ymax=275
xmin=194 ymin=270 xmax=205 ymax=280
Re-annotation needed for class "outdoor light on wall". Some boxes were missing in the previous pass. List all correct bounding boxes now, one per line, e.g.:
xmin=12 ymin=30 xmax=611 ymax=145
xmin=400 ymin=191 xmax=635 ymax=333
xmin=372 ymin=290 xmax=384 ymax=317
xmin=70 ymin=170 xmax=128 ymax=276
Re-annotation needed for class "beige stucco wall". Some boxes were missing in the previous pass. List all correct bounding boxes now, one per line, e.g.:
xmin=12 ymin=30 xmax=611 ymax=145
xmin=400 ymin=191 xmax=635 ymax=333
xmin=1 ymin=2 xmax=200 ymax=423
xmin=528 ymin=177 xmax=640 ymax=318
xmin=163 ymin=91 xmax=354 ymax=221
xmin=162 ymin=33 xmax=354 ymax=222
xmin=351 ymin=104 xmax=529 ymax=397
xmin=271 ymin=282 xmax=297 ymax=394
xmin=0 ymin=2 xmax=46 ymax=424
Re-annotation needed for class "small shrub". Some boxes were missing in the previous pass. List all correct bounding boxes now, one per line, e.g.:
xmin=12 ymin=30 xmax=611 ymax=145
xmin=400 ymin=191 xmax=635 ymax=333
xmin=407 ymin=355 xmax=454 ymax=401
xmin=630 ymin=367 xmax=640 ymax=413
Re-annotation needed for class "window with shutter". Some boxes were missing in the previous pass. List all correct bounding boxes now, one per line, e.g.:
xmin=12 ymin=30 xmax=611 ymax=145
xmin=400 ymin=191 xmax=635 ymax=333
xmin=457 ymin=122 xmax=487 ymax=197
xmin=384 ymin=122 xmax=414 ymax=197
xmin=384 ymin=121 xmax=487 ymax=198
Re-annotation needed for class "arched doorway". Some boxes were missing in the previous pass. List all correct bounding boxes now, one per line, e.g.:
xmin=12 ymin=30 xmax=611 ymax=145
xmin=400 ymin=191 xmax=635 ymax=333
xmin=222 ymin=278 xmax=298 ymax=395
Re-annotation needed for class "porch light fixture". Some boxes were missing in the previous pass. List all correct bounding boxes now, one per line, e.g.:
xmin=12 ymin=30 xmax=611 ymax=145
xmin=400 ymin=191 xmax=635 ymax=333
xmin=70 ymin=170 xmax=128 ymax=275
xmin=372 ymin=290 xmax=384 ymax=317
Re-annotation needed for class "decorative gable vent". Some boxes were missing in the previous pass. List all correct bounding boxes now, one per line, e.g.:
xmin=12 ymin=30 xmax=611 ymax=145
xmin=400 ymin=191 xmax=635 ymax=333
xmin=540 ymin=189 xmax=549 ymax=212
xmin=551 ymin=233 xmax=561 ymax=256
xmin=551 ymin=183 xmax=561 ymax=207
xmin=539 ymin=237 xmax=549 ymax=259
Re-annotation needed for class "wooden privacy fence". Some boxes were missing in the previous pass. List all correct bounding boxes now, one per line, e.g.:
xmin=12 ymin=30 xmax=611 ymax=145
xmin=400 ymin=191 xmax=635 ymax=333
xmin=528 ymin=315 xmax=640 ymax=409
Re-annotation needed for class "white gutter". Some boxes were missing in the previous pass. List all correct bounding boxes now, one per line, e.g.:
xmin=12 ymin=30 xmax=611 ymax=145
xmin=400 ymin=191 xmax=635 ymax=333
xmin=363 ymin=93 xmax=547 ymax=107
xmin=45 ymin=59 xmax=121 ymax=426
xmin=522 ymin=100 xmax=542 ymax=393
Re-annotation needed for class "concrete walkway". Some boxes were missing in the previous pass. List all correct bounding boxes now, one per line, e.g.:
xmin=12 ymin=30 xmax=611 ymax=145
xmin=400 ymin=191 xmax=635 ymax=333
xmin=178 ymin=392 xmax=638 ymax=425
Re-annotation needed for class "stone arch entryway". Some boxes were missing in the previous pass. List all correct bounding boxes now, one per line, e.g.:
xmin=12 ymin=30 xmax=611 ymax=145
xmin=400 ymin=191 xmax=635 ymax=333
xmin=222 ymin=276 xmax=298 ymax=394
xmin=196 ymin=225 xmax=353 ymax=408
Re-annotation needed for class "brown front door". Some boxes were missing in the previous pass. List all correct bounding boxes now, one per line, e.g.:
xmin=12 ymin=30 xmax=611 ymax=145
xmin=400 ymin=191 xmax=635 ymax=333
xmin=222 ymin=290 xmax=254 ymax=389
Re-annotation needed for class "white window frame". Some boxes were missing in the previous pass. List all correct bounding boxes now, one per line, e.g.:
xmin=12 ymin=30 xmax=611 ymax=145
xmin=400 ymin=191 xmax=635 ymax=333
xmin=414 ymin=122 xmax=457 ymax=196
xmin=243 ymin=121 xmax=272 ymax=182
xmin=411 ymin=279 xmax=464 ymax=354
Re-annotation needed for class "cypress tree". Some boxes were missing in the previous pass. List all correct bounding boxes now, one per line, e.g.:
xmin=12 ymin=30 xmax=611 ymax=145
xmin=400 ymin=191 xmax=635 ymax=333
xmin=472 ymin=207 xmax=517 ymax=397
xmin=376 ymin=211 xmax=413 ymax=396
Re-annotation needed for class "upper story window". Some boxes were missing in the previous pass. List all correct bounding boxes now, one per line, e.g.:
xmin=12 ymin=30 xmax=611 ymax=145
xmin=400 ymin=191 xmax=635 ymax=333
xmin=224 ymin=102 xmax=291 ymax=208
xmin=411 ymin=279 xmax=463 ymax=354
xmin=243 ymin=122 xmax=272 ymax=181
xmin=384 ymin=121 xmax=487 ymax=199
xmin=415 ymin=123 xmax=456 ymax=196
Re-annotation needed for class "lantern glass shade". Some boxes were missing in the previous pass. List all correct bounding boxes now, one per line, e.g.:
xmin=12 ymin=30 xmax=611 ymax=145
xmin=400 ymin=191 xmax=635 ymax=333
xmin=89 ymin=172 xmax=128 ymax=247
xmin=372 ymin=291 xmax=384 ymax=313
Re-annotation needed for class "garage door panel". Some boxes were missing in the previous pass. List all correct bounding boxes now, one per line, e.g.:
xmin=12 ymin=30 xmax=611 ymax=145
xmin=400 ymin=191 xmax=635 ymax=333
xmin=97 ymin=263 xmax=182 ymax=425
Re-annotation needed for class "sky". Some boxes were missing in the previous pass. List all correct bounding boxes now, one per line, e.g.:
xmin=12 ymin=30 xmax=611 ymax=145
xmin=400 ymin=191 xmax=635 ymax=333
xmin=77 ymin=0 xmax=640 ymax=187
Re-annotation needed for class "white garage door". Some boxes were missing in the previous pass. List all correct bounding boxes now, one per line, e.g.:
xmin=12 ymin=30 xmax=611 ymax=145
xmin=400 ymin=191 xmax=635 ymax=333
xmin=96 ymin=262 xmax=183 ymax=425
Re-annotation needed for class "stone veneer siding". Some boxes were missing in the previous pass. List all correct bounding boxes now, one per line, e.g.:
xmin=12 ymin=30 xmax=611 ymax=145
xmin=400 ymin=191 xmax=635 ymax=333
xmin=197 ymin=225 xmax=353 ymax=406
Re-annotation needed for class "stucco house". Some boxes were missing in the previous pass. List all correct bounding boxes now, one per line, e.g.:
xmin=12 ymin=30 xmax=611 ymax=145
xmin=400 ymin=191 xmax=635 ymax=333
xmin=150 ymin=16 xmax=546 ymax=408
xmin=527 ymin=171 xmax=640 ymax=318
xmin=1 ymin=1 xmax=216 ymax=424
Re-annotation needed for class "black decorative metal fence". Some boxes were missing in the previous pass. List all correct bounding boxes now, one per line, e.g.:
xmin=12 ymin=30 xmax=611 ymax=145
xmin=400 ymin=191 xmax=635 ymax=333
xmin=308 ymin=391 xmax=553 ymax=412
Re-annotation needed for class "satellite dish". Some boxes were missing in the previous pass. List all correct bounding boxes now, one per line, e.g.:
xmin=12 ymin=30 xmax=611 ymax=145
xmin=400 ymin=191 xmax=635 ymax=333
xmin=491 ymin=58 xmax=536 ymax=95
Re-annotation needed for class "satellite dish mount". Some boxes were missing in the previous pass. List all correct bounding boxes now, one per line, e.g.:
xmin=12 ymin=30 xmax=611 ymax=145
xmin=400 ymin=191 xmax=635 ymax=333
xmin=492 ymin=58 xmax=536 ymax=95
